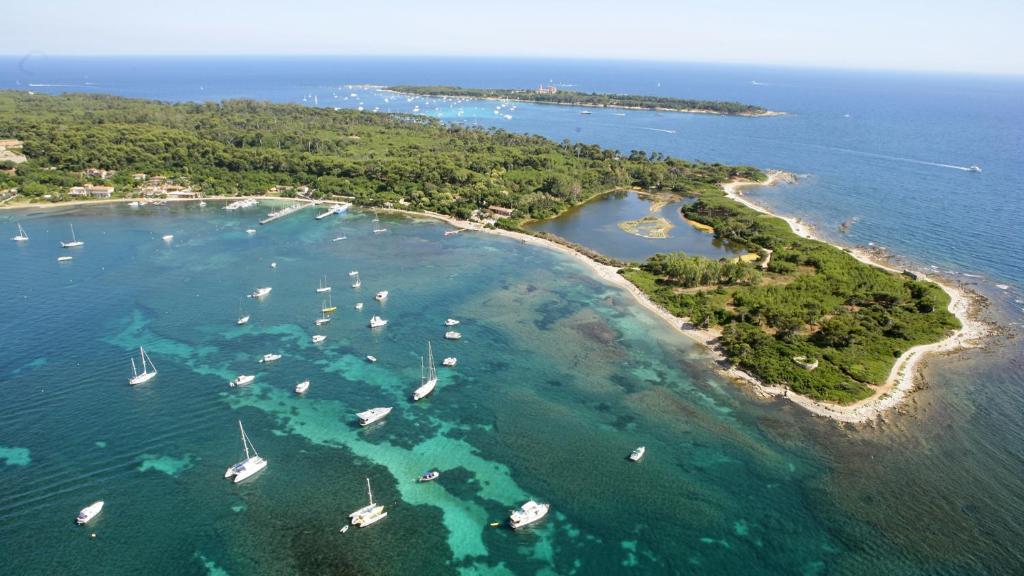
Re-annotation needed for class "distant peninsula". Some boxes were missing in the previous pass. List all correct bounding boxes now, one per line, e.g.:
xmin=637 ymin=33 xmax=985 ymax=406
xmin=386 ymin=85 xmax=780 ymax=117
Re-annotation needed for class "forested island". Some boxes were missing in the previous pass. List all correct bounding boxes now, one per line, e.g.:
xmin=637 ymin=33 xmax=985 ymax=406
xmin=387 ymin=85 xmax=774 ymax=116
xmin=0 ymin=92 xmax=957 ymax=405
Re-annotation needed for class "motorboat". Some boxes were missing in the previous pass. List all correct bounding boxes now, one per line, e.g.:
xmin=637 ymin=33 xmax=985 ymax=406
xmin=224 ymin=420 xmax=268 ymax=483
xmin=417 ymin=470 xmax=440 ymax=482
xmin=629 ymin=446 xmax=646 ymax=462
xmin=442 ymin=357 xmax=457 ymax=367
xmin=444 ymin=331 xmax=462 ymax=340
xmin=162 ymin=234 xmax=174 ymax=242
xmin=295 ymin=380 xmax=310 ymax=395
xmin=369 ymin=315 xmax=388 ymax=328
xmin=366 ymin=355 xmax=377 ymax=363
xmin=444 ymin=319 xmax=460 ymax=326
xmin=76 ymin=501 xmax=104 ymax=525
xmin=354 ymin=302 xmax=364 ymax=311
xmin=375 ymin=290 xmax=389 ymax=301
xmin=57 ymin=256 xmax=73 ymax=262
xmin=356 ymin=407 xmax=392 ymax=426
xmin=258 ymin=353 xmax=282 ymax=364
xmin=249 ymin=287 xmax=272 ymax=298
xmin=509 ymin=500 xmax=550 ymax=529
xmin=230 ymin=374 xmax=255 ymax=387
xmin=312 ymin=334 xmax=326 ymax=344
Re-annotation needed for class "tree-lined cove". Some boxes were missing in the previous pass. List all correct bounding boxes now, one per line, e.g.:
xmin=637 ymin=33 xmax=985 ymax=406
xmin=0 ymin=92 xmax=959 ymax=405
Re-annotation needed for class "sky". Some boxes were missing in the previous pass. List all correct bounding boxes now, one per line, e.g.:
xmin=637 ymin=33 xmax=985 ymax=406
xmin=5 ymin=0 xmax=1023 ymax=74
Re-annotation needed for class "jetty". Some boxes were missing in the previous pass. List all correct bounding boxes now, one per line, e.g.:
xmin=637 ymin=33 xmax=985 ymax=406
xmin=260 ymin=203 xmax=312 ymax=225
xmin=316 ymin=202 xmax=352 ymax=220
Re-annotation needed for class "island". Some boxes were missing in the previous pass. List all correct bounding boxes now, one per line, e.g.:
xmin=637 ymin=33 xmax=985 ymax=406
xmin=0 ymin=91 xmax=964 ymax=415
xmin=386 ymin=85 xmax=777 ymax=116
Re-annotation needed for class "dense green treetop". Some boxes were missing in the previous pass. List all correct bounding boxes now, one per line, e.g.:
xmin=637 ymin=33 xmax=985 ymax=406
xmin=387 ymin=85 xmax=771 ymax=116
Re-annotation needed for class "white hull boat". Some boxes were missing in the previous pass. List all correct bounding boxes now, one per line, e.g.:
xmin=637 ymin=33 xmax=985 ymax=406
xmin=412 ymin=342 xmax=438 ymax=401
xmin=295 ymin=380 xmax=310 ymax=395
xmin=444 ymin=319 xmax=460 ymax=326
xmin=249 ymin=287 xmax=272 ymax=298
xmin=369 ymin=315 xmax=388 ymax=328
xmin=350 ymin=478 xmax=387 ymax=527
xmin=76 ymin=501 xmax=104 ymax=525
xmin=11 ymin=223 xmax=28 ymax=242
xmin=629 ymin=446 xmax=646 ymax=462
xmin=356 ymin=407 xmax=392 ymax=426
xmin=444 ymin=331 xmax=462 ymax=340
xmin=312 ymin=334 xmax=326 ymax=344
xmin=259 ymin=353 xmax=282 ymax=363
xmin=230 ymin=374 xmax=255 ymax=387
xmin=61 ymin=224 xmax=84 ymax=248
xmin=509 ymin=500 xmax=550 ymax=529
xmin=375 ymin=290 xmax=389 ymax=301
xmin=442 ymin=357 xmax=457 ymax=367
xmin=128 ymin=347 xmax=157 ymax=385
xmin=224 ymin=420 xmax=267 ymax=483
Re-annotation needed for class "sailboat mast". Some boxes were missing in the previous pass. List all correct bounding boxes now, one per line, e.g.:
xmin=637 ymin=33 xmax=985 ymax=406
xmin=428 ymin=341 xmax=436 ymax=380
xmin=366 ymin=477 xmax=374 ymax=505
xmin=239 ymin=421 xmax=250 ymax=460
xmin=131 ymin=357 xmax=138 ymax=378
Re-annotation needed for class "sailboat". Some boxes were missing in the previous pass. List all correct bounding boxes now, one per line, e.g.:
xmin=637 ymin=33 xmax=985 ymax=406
xmin=412 ymin=341 xmax=438 ymax=401
xmin=11 ymin=223 xmax=28 ymax=242
xmin=316 ymin=275 xmax=331 ymax=293
xmin=322 ymin=293 xmax=337 ymax=314
xmin=61 ymin=224 xmax=84 ymax=248
xmin=128 ymin=347 xmax=157 ymax=385
xmin=236 ymin=299 xmax=250 ymax=325
xmin=349 ymin=477 xmax=387 ymax=527
xmin=224 ymin=420 xmax=268 ymax=483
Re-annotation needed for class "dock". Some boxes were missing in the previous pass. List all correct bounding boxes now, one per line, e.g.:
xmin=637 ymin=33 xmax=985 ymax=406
xmin=259 ymin=202 xmax=313 ymax=225
xmin=315 ymin=202 xmax=352 ymax=220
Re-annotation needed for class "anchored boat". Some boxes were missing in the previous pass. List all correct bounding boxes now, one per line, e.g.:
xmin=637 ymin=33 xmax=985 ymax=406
xmin=224 ymin=420 xmax=268 ymax=483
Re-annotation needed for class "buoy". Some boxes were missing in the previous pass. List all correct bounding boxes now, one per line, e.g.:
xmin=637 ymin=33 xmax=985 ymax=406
xmin=90 ymin=533 xmax=97 ymax=539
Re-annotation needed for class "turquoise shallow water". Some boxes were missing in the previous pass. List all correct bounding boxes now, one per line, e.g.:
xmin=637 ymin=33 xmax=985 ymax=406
xmin=0 ymin=203 xmax=890 ymax=575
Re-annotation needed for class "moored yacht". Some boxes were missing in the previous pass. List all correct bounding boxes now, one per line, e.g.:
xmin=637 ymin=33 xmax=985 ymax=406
xmin=348 ymin=270 xmax=359 ymax=277
xmin=11 ymin=223 xmax=28 ymax=242
xmin=236 ymin=299 xmax=250 ymax=325
xmin=355 ymin=302 xmax=364 ymax=311
xmin=629 ymin=446 xmax=646 ymax=462
xmin=230 ymin=374 xmax=255 ymax=387
xmin=61 ymin=224 xmax=84 ymax=248
xmin=444 ymin=318 xmax=460 ymax=326
xmin=316 ymin=275 xmax=331 ymax=293
xmin=366 ymin=355 xmax=377 ymax=363
xmin=412 ymin=342 xmax=438 ymax=401
xmin=295 ymin=380 xmax=310 ymax=395
xmin=258 ymin=353 xmax=282 ymax=364
xmin=417 ymin=470 xmax=440 ymax=482
xmin=322 ymin=294 xmax=337 ymax=314
xmin=249 ymin=287 xmax=272 ymax=298
xmin=369 ymin=315 xmax=388 ymax=328
xmin=315 ymin=311 xmax=331 ymax=326
xmin=312 ymin=334 xmax=326 ymax=344
xmin=442 ymin=357 xmax=457 ymax=367
xmin=375 ymin=290 xmax=389 ymax=301
xmin=224 ymin=420 xmax=268 ymax=483
xmin=76 ymin=501 xmax=104 ymax=525
xmin=349 ymin=478 xmax=387 ymax=527
xmin=128 ymin=347 xmax=157 ymax=385
xmin=356 ymin=406 xmax=392 ymax=426
xmin=509 ymin=500 xmax=550 ymax=529
xmin=444 ymin=331 xmax=462 ymax=340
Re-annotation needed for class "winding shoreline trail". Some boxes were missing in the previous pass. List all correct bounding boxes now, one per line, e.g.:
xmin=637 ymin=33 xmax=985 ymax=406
xmin=3 ymin=185 xmax=989 ymax=422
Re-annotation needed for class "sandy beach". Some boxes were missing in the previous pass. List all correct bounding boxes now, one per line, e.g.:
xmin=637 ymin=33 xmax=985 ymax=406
xmin=6 ymin=188 xmax=988 ymax=423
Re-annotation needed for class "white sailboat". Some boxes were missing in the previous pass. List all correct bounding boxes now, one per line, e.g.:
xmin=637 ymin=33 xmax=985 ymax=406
xmin=237 ymin=299 xmax=250 ymax=325
xmin=349 ymin=477 xmax=388 ymax=527
xmin=316 ymin=275 xmax=332 ymax=293
xmin=224 ymin=420 xmax=268 ymax=483
xmin=61 ymin=224 xmax=84 ymax=248
xmin=128 ymin=347 xmax=157 ymax=385
xmin=11 ymin=223 xmax=28 ymax=242
xmin=412 ymin=342 xmax=438 ymax=401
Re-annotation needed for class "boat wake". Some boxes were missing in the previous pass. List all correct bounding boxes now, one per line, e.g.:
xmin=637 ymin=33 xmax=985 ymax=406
xmin=777 ymin=140 xmax=979 ymax=172
xmin=639 ymin=127 xmax=677 ymax=134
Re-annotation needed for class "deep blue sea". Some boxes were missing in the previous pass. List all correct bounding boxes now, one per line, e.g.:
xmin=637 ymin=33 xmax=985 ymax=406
xmin=1 ymin=57 xmax=1023 ymax=575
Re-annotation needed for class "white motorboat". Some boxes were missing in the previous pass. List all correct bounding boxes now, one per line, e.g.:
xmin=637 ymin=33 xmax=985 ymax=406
xmin=295 ymin=380 xmax=310 ymax=395
xmin=128 ymin=347 xmax=157 ymax=385
xmin=350 ymin=478 xmax=387 ymax=527
xmin=366 ymin=355 xmax=377 ymax=363
xmin=375 ymin=290 xmax=389 ymax=301
xmin=316 ymin=275 xmax=331 ymax=293
xmin=369 ymin=315 xmax=388 ymax=328
xmin=246 ymin=228 xmax=257 ymax=235
xmin=442 ymin=357 xmax=457 ymax=367
xmin=509 ymin=500 xmax=550 ymax=529
xmin=444 ymin=319 xmax=460 ymax=327
xmin=312 ymin=334 xmax=326 ymax=344
xmin=412 ymin=342 xmax=438 ymax=401
xmin=354 ymin=302 xmax=364 ymax=311
xmin=258 ymin=353 xmax=282 ymax=364
xmin=249 ymin=287 xmax=272 ymax=298
xmin=198 ymin=200 xmax=207 ymax=207
xmin=11 ymin=223 xmax=28 ymax=242
xmin=230 ymin=374 xmax=255 ymax=387
xmin=162 ymin=234 xmax=174 ymax=242
xmin=224 ymin=420 xmax=268 ymax=483
xmin=270 ymin=262 xmax=277 ymax=269
xmin=629 ymin=446 xmax=646 ymax=462
xmin=76 ymin=501 xmax=104 ymax=525
xmin=128 ymin=201 xmax=140 ymax=208
xmin=444 ymin=331 xmax=462 ymax=340
xmin=61 ymin=224 xmax=84 ymax=248
xmin=417 ymin=470 xmax=440 ymax=482
xmin=967 ymin=165 xmax=982 ymax=173
xmin=356 ymin=406 xmax=392 ymax=426
xmin=373 ymin=227 xmax=388 ymax=234
xmin=348 ymin=270 xmax=359 ymax=277
xmin=57 ymin=256 xmax=73 ymax=262
xmin=332 ymin=236 xmax=347 ymax=242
